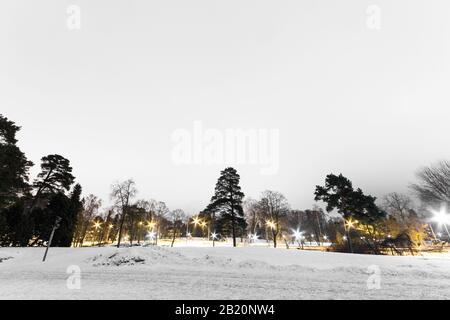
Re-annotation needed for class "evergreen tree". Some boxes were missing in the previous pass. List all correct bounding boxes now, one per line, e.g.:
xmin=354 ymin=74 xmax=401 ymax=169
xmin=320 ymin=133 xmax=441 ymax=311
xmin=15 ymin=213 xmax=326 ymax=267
xmin=0 ymin=114 xmax=33 ymax=209
xmin=33 ymin=154 xmax=75 ymax=198
xmin=314 ymin=173 xmax=386 ymax=224
xmin=206 ymin=167 xmax=246 ymax=247
xmin=29 ymin=184 xmax=82 ymax=247
xmin=314 ymin=173 xmax=386 ymax=253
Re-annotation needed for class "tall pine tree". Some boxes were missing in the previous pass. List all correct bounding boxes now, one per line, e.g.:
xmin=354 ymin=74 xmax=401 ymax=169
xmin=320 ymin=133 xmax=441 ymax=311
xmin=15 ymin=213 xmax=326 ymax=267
xmin=0 ymin=114 xmax=33 ymax=208
xmin=207 ymin=167 xmax=246 ymax=247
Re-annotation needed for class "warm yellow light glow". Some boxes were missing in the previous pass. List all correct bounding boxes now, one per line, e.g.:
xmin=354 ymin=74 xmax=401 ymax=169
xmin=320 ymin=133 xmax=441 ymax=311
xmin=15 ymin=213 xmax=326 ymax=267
xmin=344 ymin=218 xmax=357 ymax=229
xmin=93 ymin=222 xmax=101 ymax=229
xmin=192 ymin=216 xmax=202 ymax=226
xmin=266 ymin=220 xmax=276 ymax=229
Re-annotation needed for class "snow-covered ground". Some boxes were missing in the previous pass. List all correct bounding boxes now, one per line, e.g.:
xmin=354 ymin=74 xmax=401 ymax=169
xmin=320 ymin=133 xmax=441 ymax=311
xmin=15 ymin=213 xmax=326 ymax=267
xmin=1 ymin=245 xmax=450 ymax=300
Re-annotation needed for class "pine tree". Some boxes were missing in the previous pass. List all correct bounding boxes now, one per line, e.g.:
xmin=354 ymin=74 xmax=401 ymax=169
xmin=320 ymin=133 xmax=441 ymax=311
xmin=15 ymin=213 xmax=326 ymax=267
xmin=207 ymin=167 xmax=246 ymax=247
xmin=0 ymin=114 xmax=33 ymax=209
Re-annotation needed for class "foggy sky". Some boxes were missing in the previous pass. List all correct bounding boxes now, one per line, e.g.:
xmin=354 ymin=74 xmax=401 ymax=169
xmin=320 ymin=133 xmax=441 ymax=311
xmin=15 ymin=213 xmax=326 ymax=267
xmin=2 ymin=0 xmax=450 ymax=214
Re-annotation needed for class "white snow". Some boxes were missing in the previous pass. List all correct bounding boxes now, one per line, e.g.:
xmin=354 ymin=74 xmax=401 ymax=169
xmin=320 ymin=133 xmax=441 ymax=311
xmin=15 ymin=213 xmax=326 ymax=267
xmin=1 ymin=246 xmax=450 ymax=300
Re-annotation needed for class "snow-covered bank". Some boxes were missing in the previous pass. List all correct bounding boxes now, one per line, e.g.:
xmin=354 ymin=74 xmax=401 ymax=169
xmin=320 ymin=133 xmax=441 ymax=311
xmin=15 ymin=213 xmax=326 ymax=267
xmin=0 ymin=246 xmax=449 ymax=300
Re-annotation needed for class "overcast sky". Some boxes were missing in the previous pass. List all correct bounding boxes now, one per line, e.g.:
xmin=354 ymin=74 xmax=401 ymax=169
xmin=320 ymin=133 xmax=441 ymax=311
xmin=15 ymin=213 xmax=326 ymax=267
xmin=2 ymin=0 xmax=450 ymax=214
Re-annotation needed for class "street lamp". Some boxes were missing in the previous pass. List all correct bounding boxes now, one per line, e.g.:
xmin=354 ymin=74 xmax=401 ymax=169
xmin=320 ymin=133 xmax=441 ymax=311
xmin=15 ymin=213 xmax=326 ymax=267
xmin=147 ymin=221 xmax=156 ymax=230
xmin=192 ymin=216 xmax=201 ymax=226
xmin=93 ymin=221 xmax=102 ymax=246
xmin=266 ymin=220 xmax=276 ymax=230
xmin=137 ymin=221 xmax=143 ymax=244
xmin=344 ymin=218 xmax=357 ymax=253
xmin=292 ymin=229 xmax=303 ymax=241
xmin=211 ymin=232 xmax=218 ymax=247
xmin=200 ymin=221 xmax=207 ymax=239
xmin=431 ymin=206 xmax=450 ymax=238
xmin=292 ymin=229 xmax=304 ymax=249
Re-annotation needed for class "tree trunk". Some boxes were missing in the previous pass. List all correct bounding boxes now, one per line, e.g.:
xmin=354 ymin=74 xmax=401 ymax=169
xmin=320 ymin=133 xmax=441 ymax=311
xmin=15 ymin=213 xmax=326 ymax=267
xmin=272 ymin=229 xmax=277 ymax=248
xmin=117 ymin=208 xmax=126 ymax=248
xmin=232 ymin=219 xmax=236 ymax=247
xmin=171 ymin=224 xmax=176 ymax=247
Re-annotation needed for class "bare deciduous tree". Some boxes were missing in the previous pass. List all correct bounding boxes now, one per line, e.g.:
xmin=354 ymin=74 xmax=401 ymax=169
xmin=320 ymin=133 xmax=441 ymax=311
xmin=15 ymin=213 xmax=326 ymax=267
xmin=169 ymin=209 xmax=186 ymax=247
xmin=383 ymin=192 xmax=412 ymax=222
xmin=411 ymin=161 xmax=450 ymax=208
xmin=74 ymin=194 xmax=102 ymax=247
xmin=110 ymin=179 xmax=137 ymax=248
xmin=259 ymin=190 xmax=290 ymax=248
xmin=244 ymin=198 xmax=262 ymax=235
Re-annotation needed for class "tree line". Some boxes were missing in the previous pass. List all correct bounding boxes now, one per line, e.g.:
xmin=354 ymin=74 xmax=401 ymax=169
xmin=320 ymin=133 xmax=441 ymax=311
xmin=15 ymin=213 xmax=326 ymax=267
xmin=0 ymin=114 xmax=81 ymax=246
xmin=1 ymin=114 xmax=448 ymax=254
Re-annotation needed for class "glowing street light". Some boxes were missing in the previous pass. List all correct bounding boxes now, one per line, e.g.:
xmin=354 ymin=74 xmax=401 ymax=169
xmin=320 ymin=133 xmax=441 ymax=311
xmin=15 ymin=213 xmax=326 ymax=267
xmin=343 ymin=218 xmax=357 ymax=253
xmin=252 ymin=233 xmax=259 ymax=242
xmin=431 ymin=207 xmax=450 ymax=225
xmin=292 ymin=229 xmax=304 ymax=250
xmin=266 ymin=220 xmax=276 ymax=230
xmin=93 ymin=221 xmax=102 ymax=246
xmin=211 ymin=231 xmax=218 ymax=247
xmin=147 ymin=231 xmax=156 ymax=241
xmin=292 ymin=229 xmax=303 ymax=241
xmin=192 ymin=216 xmax=201 ymax=226
xmin=344 ymin=218 xmax=357 ymax=230
xmin=430 ymin=206 xmax=450 ymax=237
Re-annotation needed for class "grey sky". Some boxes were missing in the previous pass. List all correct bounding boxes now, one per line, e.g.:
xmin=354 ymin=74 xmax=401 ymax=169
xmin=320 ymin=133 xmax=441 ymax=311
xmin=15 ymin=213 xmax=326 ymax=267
xmin=1 ymin=0 xmax=450 ymax=214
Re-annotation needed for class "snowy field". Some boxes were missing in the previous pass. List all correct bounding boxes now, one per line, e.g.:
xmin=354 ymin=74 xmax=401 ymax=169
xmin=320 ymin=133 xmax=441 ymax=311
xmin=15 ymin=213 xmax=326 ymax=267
xmin=1 ymin=245 xmax=450 ymax=300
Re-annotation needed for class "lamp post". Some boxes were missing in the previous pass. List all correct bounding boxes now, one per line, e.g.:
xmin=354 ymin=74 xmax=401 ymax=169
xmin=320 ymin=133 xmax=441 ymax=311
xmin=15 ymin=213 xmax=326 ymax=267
xmin=43 ymin=216 xmax=62 ymax=262
xmin=191 ymin=216 xmax=201 ymax=239
xmin=137 ymin=221 xmax=144 ymax=244
xmin=344 ymin=218 xmax=356 ymax=253
xmin=431 ymin=206 xmax=450 ymax=238
xmin=211 ymin=232 xmax=218 ymax=247
xmin=93 ymin=221 xmax=102 ymax=246
xmin=147 ymin=221 xmax=156 ymax=245
xmin=200 ymin=221 xmax=207 ymax=240
xmin=292 ymin=229 xmax=303 ymax=249
xmin=266 ymin=220 xmax=276 ymax=247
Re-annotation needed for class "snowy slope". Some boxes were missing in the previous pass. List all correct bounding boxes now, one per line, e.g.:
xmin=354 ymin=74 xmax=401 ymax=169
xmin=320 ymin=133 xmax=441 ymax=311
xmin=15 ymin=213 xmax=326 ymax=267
xmin=1 ymin=246 xmax=449 ymax=300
